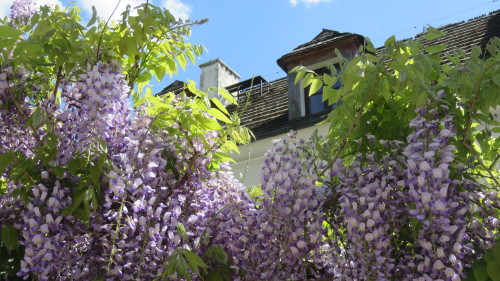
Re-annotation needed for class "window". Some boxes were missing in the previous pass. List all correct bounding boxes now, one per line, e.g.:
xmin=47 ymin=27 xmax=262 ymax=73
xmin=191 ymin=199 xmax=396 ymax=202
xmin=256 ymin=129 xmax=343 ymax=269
xmin=305 ymin=66 xmax=341 ymax=115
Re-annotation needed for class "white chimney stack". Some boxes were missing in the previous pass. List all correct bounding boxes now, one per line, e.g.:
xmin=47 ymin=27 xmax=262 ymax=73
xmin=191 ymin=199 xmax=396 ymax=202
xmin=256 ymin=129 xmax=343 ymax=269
xmin=199 ymin=59 xmax=240 ymax=98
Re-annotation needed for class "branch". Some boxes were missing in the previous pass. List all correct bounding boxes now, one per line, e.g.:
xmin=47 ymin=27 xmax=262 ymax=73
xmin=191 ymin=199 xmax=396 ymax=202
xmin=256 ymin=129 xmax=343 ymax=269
xmin=461 ymin=141 xmax=500 ymax=187
xmin=462 ymin=60 xmax=500 ymax=144
xmin=52 ymin=65 xmax=63 ymax=97
xmin=96 ymin=0 xmax=121 ymax=61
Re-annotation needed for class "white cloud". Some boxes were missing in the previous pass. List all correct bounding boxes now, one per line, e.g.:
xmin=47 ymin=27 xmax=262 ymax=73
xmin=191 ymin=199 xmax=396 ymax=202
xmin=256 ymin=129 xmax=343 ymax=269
xmin=77 ymin=0 xmax=143 ymax=22
xmin=162 ymin=0 xmax=191 ymax=20
xmin=289 ymin=0 xmax=331 ymax=6
xmin=0 ymin=0 xmax=63 ymax=19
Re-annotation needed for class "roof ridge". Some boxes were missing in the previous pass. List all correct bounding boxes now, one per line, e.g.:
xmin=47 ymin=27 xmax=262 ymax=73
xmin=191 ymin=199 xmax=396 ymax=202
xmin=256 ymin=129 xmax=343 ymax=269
xmin=415 ymin=9 xmax=500 ymax=38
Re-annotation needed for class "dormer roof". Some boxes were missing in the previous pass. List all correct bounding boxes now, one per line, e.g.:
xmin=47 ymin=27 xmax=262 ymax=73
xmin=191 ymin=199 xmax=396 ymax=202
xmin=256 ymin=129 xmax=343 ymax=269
xmin=277 ymin=29 xmax=364 ymax=72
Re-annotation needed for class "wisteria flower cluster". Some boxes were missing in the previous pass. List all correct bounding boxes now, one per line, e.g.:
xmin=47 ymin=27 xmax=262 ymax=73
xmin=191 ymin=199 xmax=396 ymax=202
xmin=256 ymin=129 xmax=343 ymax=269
xmin=324 ymin=92 xmax=499 ymax=280
xmin=10 ymin=0 xmax=36 ymax=26
xmin=222 ymin=133 xmax=334 ymax=280
xmin=0 ymin=66 xmax=36 ymax=156
xmin=1 ymin=1 xmax=499 ymax=280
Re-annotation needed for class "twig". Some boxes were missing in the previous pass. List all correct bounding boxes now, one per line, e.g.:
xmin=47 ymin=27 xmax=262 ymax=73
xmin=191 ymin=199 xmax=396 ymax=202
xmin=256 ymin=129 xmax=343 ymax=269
xmin=462 ymin=61 xmax=499 ymax=144
xmin=461 ymin=141 xmax=500 ymax=187
xmin=52 ymin=65 xmax=63 ymax=97
xmin=96 ymin=0 xmax=121 ymax=61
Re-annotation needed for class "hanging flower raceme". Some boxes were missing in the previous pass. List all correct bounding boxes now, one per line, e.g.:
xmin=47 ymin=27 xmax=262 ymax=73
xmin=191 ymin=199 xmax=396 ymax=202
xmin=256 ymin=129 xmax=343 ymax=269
xmin=326 ymin=91 xmax=499 ymax=281
xmin=330 ymin=140 xmax=407 ymax=280
xmin=10 ymin=0 xmax=36 ymax=27
xmin=0 ymin=66 xmax=37 ymax=156
xmin=53 ymin=61 xmax=132 ymax=165
xmin=229 ymin=132 xmax=334 ymax=280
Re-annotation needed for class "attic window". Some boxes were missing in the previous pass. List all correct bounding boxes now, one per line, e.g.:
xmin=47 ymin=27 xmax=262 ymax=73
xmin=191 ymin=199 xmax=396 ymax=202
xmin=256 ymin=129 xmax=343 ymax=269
xmin=305 ymin=67 xmax=341 ymax=115
xmin=225 ymin=75 xmax=269 ymax=99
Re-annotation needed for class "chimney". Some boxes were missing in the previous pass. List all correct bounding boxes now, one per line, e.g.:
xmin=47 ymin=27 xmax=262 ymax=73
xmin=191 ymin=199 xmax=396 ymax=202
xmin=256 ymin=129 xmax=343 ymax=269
xmin=199 ymin=59 xmax=240 ymax=98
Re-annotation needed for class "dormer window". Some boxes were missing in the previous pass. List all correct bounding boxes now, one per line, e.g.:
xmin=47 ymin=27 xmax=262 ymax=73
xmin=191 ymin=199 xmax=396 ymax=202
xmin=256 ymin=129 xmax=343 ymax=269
xmin=276 ymin=29 xmax=364 ymax=120
xmin=305 ymin=67 xmax=341 ymax=115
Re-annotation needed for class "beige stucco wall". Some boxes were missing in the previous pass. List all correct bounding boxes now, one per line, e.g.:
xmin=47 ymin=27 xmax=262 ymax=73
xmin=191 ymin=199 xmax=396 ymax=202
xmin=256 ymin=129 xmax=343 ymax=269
xmin=229 ymin=123 xmax=330 ymax=188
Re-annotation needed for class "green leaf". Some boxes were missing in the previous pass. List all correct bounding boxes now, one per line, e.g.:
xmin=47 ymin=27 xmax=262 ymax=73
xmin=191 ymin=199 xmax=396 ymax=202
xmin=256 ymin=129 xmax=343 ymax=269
xmin=301 ymin=73 xmax=314 ymax=88
xmin=414 ymin=91 xmax=428 ymax=108
xmin=0 ymin=39 xmax=17 ymax=49
xmin=487 ymin=260 xmax=500 ymax=281
xmin=194 ymin=114 xmax=222 ymax=131
xmin=205 ymin=271 xmax=226 ymax=281
xmin=294 ymin=70 xmax=306 ymax=84
xmin=89 ymin=154 xmax=106 ymax=187
xmin=365 ymin=53 xmax=380 ymax=63
xmin=384 ymin=35 xmax=396 ymax=48
xmin=164 ymin=250 xmax=191 ymax=281
xmin=309 ymin=78 xmax=322 ymax=96
xmin=208 ymin=108 xmax=232 ymax=124
xmin=68 ymin=158 xmax=81 ymax=174
xmin=50 ymin=166 xmax=66 ymax=178
xmin=323 ymin=73 xmax=337 ymax=87
xmin=119 ymin=36 xmax=139 ymax=56
xmin=365 ymin=39 xmax=377 ymax=53
xmin=324 ymin=87 xmax=341 ymax=105
xmin=492 ymin=74 xmax=500 ymax=88
xmin=0 ymin=26 xmax=23 ymax=38
xmin=154 ymin=65 xmax=166 ymax=82
xmin=222 ymin=140 xmax=239 ymax=154
xmin=183 ymin=249 xmax=208 ymax=276
xmin=61 ymin=188 xmax=86 ymax=216
xmin=177 ymin=54 xmax=187 ymax=70
xmin=425 ymin=44 xmax=447 ymax=54
xmin=210 ymin=98 xmax=229 ymax=115
xmin=491 ymin=241 xmax=500 ymax=261
xmin=176 ymin=223 xmax=187 ymax=240
xmin=213 ymin=152 xmax=235 ymax=163
xmin=474 ymin=260 xmax=489 ymax=281
xmin=1 ymin=226 xmax=19 ymax=251
xmin=424 ymin=26 xmax=446 ymax=41
xmin=0 ymin=152 xmax=15 ymax=174
xmin=28 ymin=107 xmax=46 ymax=128
xmin=218 ymin=88 xmax=237 ymax=105
xmin=86 ymin=6 xmax=98 ymax=27
xmin=204 ymin=245 xmax=229 ymax=264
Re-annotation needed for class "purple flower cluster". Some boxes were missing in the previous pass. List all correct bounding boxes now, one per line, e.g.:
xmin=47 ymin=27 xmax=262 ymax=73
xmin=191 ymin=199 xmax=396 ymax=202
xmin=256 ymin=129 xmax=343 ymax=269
xmin=330 ymin=142 xmax=407 ymax=280
xmin=0 ymin=66 xmax=36 ymax=156
xmin=1 ymin=57 xmax=498 ymax=281
xmin=17 ymin=181 xmax=93 ymax=280
xmin=53 ymin=61 xmax=132 ymax=165
xmin=6 ymin=61 xmax=259 ymax=280
xmin=326 ymin=92 xmax=499 ymax=280
xmin=10 ymin=0 xmax=36 ymax=26
xmin=226 ymin=132 xmax=334 ymax=280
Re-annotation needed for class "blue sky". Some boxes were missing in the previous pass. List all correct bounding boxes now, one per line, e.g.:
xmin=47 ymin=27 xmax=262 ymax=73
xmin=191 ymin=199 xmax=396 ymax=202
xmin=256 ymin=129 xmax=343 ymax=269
xmin=1 ymin=0 xmax=499 ymax=93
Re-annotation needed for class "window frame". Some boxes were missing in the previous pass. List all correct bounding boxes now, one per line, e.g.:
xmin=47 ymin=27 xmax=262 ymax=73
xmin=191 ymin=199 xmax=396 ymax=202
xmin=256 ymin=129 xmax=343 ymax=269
xmin=304 ymin=66 xmax=341 ymax=115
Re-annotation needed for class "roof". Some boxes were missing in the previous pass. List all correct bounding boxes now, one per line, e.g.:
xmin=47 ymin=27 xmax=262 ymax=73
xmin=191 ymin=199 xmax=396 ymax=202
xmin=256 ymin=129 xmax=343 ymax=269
xmin=159 ymin=10 xmax=500 ymax=141
xmin=157 ymin=80 xmax=185 ymax=95
xmin=277 ymin=29 xmax=364 ymax=71
xmin=418 ymin=10 xmax=500 ymax=59
xmin=232 ymin=10 xmax=500 ymax=140
xmin=227 ymin=77 xmax=289 ymax=138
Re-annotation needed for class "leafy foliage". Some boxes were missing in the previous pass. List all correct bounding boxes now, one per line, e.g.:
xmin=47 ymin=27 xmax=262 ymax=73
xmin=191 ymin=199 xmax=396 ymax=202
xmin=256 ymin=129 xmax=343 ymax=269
xmin=292 ymin=29 xmax=500 ymax=280
xmin=1 ymin=1 xmax=500 ymax=280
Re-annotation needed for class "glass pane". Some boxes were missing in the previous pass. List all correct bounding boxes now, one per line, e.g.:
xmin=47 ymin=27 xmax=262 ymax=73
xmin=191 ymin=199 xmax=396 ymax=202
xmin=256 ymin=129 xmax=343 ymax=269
xmin=308 ymin=93 xmax=324 ymax=114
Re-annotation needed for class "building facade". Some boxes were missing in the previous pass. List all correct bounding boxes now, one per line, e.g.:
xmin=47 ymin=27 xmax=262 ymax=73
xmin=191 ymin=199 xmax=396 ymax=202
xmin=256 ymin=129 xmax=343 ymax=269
xmin=162 ymin=10 xmax=500 ymax=187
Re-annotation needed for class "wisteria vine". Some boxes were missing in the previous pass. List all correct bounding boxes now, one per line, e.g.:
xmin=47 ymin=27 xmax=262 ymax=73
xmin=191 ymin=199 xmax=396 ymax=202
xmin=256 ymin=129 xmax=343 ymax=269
xmin=1 ymin=1 xmax=499 ymax=281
